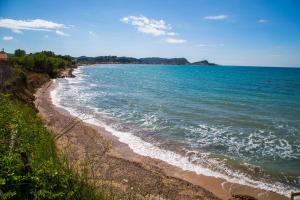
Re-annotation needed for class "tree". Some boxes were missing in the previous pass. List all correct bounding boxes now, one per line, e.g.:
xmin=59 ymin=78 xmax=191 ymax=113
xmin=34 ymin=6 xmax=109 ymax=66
xmin=23 ymin=55 xmax=35 ymax=69
xmin=41 ymin=51 xmax=55 ymax=57
xmin=15 ymin=49 xmax=26 ymax=57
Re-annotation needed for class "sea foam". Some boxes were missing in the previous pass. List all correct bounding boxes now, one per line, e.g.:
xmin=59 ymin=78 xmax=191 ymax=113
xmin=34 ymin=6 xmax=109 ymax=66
xmin=49 ymin=68 xmax=295 ymax=196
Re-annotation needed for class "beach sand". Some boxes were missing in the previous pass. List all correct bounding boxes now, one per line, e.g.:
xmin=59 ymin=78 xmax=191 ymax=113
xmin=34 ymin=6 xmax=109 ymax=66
xmin=34 ymin=79 xmax=288 ymax=200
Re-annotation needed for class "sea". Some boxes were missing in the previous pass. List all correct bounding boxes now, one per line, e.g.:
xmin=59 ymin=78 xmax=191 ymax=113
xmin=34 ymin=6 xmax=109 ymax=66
xmin=51 ymin=64 xmax=300 ymax=196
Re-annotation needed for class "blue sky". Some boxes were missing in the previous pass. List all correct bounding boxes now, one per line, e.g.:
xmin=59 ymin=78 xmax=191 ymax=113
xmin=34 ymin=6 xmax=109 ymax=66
xmin=0 ymin=0 xmax=300 ymax=67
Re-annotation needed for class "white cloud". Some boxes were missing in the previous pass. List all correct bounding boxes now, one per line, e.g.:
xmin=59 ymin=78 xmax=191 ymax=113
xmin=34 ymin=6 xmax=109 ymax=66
xmin=164 ymin=38 xmax=186 ymax=44
xmin=55 ymin=30 xmax=69 ymax=36
xmin=0 ymin=19 xmax=64 ymax=31
xmin=12 ymin=29 xmax=23 ymax=34
xmin=3 ymin=36 xmax=13 ymax=41
xmin=121 ymin=15 xmax=177 ymax=36
xmin=197 ymin=43 xmax=224 ymax=47
xmin=88 ymin=31 xmax=96 ymax=37
xmin=0 ymin=18 xmax=69 ymax=36
xmin=203 ymin=15 xmax=228 ymax=20
xmin=258 ymin=19 xmax=269 ymax=23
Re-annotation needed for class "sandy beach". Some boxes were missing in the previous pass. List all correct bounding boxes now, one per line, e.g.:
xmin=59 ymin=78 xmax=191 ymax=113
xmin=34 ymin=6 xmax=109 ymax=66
xmin=34 ymin=78 xmax=288 ymax=200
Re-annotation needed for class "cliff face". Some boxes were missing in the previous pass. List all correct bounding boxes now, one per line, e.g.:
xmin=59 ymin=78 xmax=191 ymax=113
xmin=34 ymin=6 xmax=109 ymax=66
xmin=0 ymin=61 xmax=50 ymax=109
xmin=0 ymin=61 xmax=74 ymax=110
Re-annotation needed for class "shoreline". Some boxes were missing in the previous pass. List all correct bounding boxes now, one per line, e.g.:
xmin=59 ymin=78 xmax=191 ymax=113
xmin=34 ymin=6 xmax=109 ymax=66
xmin=34 ymin=75 xmax=288 ymax=199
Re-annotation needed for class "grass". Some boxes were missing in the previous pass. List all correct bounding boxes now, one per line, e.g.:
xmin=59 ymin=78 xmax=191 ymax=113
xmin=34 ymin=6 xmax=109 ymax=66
xmin=0 ymin=94 xmax=105 ymax=200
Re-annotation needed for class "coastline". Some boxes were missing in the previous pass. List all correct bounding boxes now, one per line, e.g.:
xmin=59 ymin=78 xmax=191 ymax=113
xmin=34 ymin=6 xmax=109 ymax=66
xmin=34 ymin=71 xmax=288 ymax=200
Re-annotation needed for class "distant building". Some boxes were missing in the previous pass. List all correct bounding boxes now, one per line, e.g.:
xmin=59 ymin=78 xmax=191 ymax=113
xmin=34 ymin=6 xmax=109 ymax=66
xmin=0 ymin=49 xmax=8 ymax=61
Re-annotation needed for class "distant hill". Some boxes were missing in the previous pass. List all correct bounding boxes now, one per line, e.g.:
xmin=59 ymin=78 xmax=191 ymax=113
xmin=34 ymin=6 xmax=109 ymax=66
xmin=191 ymin=60 xmax=217 ymax=66
xmin=139 ymin=57 xmax=189 ymax=65
xmin=76 ymin=56 xmax=217 ymax=66
xmin=76 ymin=56 xmax=139 ymax=64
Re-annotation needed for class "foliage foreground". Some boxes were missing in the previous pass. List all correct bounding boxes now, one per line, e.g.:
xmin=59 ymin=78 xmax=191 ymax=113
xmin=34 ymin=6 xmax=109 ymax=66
xmin=0 ymin=94 xmax=104 ymax=200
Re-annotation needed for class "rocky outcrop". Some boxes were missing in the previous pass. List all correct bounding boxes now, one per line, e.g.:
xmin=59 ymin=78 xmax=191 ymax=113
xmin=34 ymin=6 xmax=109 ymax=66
xmin=57 ymin=67 xmax=76 ymax=78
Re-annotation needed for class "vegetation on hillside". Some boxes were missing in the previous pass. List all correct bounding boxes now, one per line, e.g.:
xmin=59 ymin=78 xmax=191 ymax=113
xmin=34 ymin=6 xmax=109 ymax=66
xmin=0 ymin=94 xmax=105 ymax=200
xmin=0 ymin=50 xmax=106 ymax=199
xmin=8 ymin=49 xmax=74 ymax=77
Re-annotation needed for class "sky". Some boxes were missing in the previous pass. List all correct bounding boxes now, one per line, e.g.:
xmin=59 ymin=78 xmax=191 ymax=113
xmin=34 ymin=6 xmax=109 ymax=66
xmin=0 ymin=0 xmax=300 ymax=67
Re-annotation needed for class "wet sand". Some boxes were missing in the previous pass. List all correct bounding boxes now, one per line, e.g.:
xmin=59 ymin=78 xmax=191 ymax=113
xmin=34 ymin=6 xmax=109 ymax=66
xmin=34 ymin=79 xmax=288 ymax=200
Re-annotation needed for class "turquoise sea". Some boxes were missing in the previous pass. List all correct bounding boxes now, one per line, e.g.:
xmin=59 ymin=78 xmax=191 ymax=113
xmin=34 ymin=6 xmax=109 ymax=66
xmin=52 ymin=64 xmax=300 ymax=196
